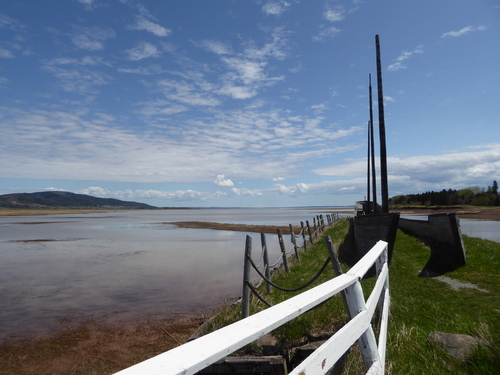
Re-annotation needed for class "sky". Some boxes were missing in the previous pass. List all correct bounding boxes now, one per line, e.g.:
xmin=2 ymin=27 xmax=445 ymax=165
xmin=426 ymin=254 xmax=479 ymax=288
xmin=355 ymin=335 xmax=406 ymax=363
xmin=1 ymin=0 xmax=499 ymax=207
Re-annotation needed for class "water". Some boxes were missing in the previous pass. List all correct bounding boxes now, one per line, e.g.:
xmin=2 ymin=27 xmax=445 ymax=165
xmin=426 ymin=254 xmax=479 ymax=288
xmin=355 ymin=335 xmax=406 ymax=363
xmin=0 ymin=208 xmax=342 ymax=341
xmin=400 ymin=214 xmax=500 ymax=243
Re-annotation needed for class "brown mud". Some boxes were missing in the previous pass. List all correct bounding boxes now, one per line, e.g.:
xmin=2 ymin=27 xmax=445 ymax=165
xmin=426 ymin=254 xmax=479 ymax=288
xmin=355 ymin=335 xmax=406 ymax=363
xmin=0 ymin=316 xmax=203 ymax=375
xmin=166 ymin=221 xmax=303 ymax=234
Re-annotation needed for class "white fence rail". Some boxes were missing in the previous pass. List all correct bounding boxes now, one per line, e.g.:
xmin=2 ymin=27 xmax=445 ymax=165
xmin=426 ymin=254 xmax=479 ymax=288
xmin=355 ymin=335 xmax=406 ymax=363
xmin=114 ymin=240 xmax=390 ymax=375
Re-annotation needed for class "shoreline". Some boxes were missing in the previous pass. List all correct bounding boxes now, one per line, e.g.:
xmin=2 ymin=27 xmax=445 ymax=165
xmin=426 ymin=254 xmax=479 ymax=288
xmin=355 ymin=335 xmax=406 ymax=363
xmin=391 ymin=206 xmax=500 ymax=221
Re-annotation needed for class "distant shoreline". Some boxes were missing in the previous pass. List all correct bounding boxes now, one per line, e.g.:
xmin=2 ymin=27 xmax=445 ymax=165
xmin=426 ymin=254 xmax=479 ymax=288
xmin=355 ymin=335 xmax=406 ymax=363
xmin=2 ymin=206 xmax=498 ymax=221
xmin=391 ymin=206 xmax=500 ymax=221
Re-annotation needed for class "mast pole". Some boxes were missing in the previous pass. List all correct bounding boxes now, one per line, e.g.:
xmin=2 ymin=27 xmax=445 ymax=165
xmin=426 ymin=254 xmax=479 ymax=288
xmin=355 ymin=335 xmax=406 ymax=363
xmin=367 ymin=117 xmax=371 ymax=206
xmin=376 ymin=35 xmax=389 ymax=213
xmin=369 ymin=74 xmax=377 ymax=214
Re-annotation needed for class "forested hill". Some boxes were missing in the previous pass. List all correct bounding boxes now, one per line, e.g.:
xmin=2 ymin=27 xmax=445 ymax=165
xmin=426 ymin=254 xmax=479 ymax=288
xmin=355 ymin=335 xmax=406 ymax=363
xmin=0 ymin=191 xmax=156 ymax=210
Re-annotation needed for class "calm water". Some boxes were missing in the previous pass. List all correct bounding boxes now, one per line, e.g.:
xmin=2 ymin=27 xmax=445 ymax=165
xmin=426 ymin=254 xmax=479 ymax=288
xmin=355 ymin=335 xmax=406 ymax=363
xmin=401 ymin=215 xmax=500 ymax=243
xmin=0 ymin=208 xmax=342 ymax=341
xmin=1 ymin=208 xmax=496 ymax=342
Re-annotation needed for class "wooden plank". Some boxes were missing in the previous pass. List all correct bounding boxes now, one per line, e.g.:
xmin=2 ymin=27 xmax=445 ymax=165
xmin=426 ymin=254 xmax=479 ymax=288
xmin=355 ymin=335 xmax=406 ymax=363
xmin=347 ymin=241 xmax=387 ymax=278
xmin=289 ymin=309 xmax=373 ymax=375
xmin=113 ymin=274 xmax=357 ymax=375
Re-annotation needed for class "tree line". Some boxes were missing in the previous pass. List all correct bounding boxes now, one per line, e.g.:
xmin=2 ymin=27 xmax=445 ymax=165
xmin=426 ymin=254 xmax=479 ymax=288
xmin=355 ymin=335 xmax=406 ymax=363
xmin=389 ymin=181 xmax=500 ymax=207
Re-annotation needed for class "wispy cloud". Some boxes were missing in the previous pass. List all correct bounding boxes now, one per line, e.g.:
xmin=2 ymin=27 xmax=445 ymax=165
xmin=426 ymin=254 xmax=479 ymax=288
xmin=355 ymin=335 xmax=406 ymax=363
xmin=70 ymin=26 xmax=115 ymax=51
xmin=441 ymin=25 xmax=487 ymax=38
xmin=312 ymin=26 xmax=341 ymax=41
xmin=0 ymin=106 xmax=361 ymax=184
xmin=42 ymin=56 xmax=111 ymax=93
xmin=126 ymin=42 xmax=161 ymax=60
xmin=387 ymin=45 xmax=424 ymax=71
xmin=0 ymin=47 xmax=14 ymax=58
xmin=262 ymin=1 xmax=290 ymax=16
xmin=324 ymin=8 xmax=345 ymax=22
xmin=129 ymin=4 xmax=171 ymax=37
xmin=197 ymin=39 xmax=233 ymax=55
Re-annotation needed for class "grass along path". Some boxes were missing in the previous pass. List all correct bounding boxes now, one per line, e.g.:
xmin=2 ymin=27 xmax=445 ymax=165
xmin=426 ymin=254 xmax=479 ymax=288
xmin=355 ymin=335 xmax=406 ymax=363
xmin=198 ymin=218 xmax=500 ymax=374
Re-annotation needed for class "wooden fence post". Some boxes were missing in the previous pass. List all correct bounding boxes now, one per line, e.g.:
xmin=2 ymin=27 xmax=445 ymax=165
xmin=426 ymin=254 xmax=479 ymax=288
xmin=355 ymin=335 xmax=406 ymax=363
xmin=300 ymin=221 xmax=308 ymax=252
xmin=277 ymin=228 xmax=289 ymax=273
xmin=289 ymin=224 xmax=300 ymax=262
xmin=241 ymin=235 xmax=252 ymax=319
xmin=324 ymin=236 xmax=351 ymax=319
xmin=260 ymin=233 xmax=271 ymax=294
xmin=306 ymin=220 xmax=313 ymax=244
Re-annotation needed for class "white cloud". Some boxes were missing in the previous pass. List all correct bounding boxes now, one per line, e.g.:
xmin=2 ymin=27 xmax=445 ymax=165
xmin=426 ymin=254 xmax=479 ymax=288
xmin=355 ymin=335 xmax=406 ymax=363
xmin=441 ymin=26 xmax=486 ymax=38
xmin=70 ymin=26 xmax=115 ymax=51
xmin=198 ymin=39 xmax=232 ymax=55
xmin=126 ymin=42 xmax=161 ymax=60
xmin=130 ymin=16 xmax=171 ymax=37
xmin=77 ymin=0 xmax=96 ymax=10
xmin=42 ymin=58 xmax=112 ymax=93
xmin=313 ymin=145 xmax=500 ymax=191
xmin=262 ymin=1 xmax=290 ymax=16
xmin=324 ymin=9 xmax=344 ymax=22
xmin=0 ymin=106 xmax=363 ymax=184
xmin=387 ymin=45 xmax=424 ymax=71
xmin=231 ymin=187 xmax=262 ymax=196
xmin=313 ymin=26 xmax=341 ymax=41
xmin=0 ymin=48 xmax=14 ymax=58
xmin=273 ymin=177 xmax=285 ymax=181
xmin=214 ymin=174 xmax=234 ymax=187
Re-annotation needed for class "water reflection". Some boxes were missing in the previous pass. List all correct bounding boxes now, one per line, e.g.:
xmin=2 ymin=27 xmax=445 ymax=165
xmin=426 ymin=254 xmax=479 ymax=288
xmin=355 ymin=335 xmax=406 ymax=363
xmin=0 ymin=208 xmax=337 ymax=341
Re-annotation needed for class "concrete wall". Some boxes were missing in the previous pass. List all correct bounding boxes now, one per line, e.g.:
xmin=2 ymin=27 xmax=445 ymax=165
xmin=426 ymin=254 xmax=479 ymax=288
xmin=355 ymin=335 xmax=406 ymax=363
xmin=398 ymin=213 xmax=466 ymax=276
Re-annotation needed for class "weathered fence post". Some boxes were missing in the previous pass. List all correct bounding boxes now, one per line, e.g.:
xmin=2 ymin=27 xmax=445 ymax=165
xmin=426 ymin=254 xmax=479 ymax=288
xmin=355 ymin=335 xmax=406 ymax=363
xmin=313 ymin=217 xmax=317 ymax=239
xmin=306 ymin=220 xmax=313 ymax=244
xmin=300 ymin=221 xmax=308 ymax=252
xmin=241 ymin=235 xmax=252 ymax=319
xmin=289 ymin=224 xmax=300 ymax=262
xmin=277 ymin=228 xmax=289 ymax=273
xmin=260 ymin=233 xmax=272 ymax=294
xmin=324 ymin=238 xmax=381 ymax=369
xmin=324 ymin=236 xmax=351 ymax=319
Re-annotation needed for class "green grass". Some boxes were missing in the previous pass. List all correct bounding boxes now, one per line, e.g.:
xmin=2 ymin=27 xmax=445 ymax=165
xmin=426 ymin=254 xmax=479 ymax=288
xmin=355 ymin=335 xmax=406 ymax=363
xmin=200 ymin=219 xmax=500 ymax=373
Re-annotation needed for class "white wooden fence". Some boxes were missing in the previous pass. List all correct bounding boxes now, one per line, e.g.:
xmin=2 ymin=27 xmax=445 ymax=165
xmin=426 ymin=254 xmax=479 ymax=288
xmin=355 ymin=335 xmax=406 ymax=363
xmin=114 ymin=240 xmax=390 ymax=375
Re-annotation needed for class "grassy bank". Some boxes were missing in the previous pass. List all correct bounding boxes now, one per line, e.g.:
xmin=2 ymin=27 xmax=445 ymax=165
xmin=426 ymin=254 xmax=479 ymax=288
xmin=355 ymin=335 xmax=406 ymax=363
xmin=199 ymin=219 xmax=500 ymax=374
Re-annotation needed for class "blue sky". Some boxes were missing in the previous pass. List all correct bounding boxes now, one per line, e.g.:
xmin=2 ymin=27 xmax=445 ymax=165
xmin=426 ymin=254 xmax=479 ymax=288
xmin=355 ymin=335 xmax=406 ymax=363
xmin=1 ymin=0 xmax=499 ymax=207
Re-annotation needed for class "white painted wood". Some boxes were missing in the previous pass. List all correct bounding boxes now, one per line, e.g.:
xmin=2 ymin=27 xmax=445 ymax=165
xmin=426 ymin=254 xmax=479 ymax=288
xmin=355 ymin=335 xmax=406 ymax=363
xmin=289 ymin=309 xmax=373 ymax=375
xmin=113 ymin=274 xmax=357 ymax=375
xmin=347 ymin=240 xmax=388 ymax=279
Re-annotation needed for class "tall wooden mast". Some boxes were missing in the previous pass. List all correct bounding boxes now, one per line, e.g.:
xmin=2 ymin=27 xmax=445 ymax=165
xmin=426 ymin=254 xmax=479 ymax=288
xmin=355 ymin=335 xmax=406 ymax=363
xmin=369 ymin=74 xmax=377 ymax=214
xmin=376 ymin=35 xmax=389 ymax=213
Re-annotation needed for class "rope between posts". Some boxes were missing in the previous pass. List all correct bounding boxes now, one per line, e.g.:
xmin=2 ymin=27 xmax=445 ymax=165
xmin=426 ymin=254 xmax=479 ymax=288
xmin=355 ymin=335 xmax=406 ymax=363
xmin=269 ymin=254 xmax=284 ymax=268
xmin=247 ymin=255 xmax=331 ymax=293
xmin=255 ymin=245 xmax=266 ymax=269
xmin=245 ymin=281 xmax=272 ymax=307
xmin=294 ymin=227 xmax=304 ymax=238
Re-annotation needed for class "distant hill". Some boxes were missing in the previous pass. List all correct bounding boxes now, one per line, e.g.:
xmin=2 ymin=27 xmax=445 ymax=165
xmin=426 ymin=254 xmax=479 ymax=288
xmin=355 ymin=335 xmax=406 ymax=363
xmin=0 ymin=191 xmax=156 ymax=210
